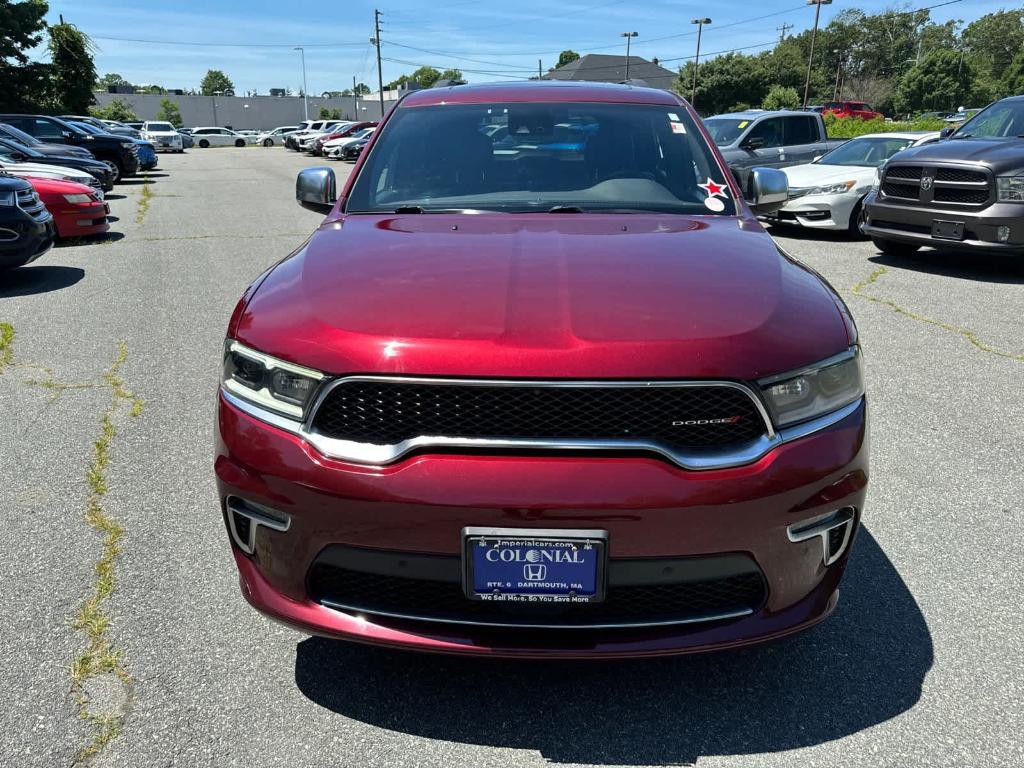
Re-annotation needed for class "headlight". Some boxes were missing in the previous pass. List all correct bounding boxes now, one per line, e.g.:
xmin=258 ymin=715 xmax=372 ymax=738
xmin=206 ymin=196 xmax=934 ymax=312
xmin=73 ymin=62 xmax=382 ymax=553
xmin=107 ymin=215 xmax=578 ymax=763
xmin=808 ymin=180 xmax=856 ymax=195
xmin=996 ymin=176 xmax=1024 ymax=202
xmin=759 ymin=347 xmax=864 ymax=427
xmin=221 ymin=340 xmax=325 ymax=420
xmin=871 ymin=168 xmax=881 ymax=191
xmin=63 ymin=193 xmax=92 ymax=203
xmin=0 ymin=190 xmax=13 ymax=206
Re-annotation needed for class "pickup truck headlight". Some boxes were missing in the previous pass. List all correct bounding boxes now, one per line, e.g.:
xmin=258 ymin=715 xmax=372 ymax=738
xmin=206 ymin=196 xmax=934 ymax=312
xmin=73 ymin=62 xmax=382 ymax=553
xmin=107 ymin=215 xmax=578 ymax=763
xmin=222 ymin=340 xmax=325 ymax=420
xmin=759 ymin=347 xmax=864 ymax=427
xmin=808 ymin=180 xmax=856 ymax=196
xmin=996 ymin=176 xmax=1024 ymax=202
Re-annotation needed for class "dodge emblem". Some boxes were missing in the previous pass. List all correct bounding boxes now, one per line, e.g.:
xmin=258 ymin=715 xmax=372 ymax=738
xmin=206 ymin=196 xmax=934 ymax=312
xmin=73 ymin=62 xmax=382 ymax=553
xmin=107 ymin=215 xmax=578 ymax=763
xmin=920 ymin=176 xmax=934 ymax=191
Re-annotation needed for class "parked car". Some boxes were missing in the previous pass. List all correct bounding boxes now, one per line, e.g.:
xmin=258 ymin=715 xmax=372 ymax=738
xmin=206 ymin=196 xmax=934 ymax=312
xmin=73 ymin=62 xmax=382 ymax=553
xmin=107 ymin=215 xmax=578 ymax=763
xmin=315 ymin=122 xmax=376 ymax=155
xmin=822 ymin=101 xmax=883 ymax=121
xmin=191 ymin=127 xmax=250 ymax=148
xmin=0 ymin=122 xmax=97 ymax=160
xmin=61 ymin=115 xmax=140 ymax=139
xmin=339 ymin=136 xmax=370 ymax=161
xmin=297 ymin=121 xmax=349 ymax=152
xmin=68 ymin=121 xmax=157 ymax=172
xmin=216 ymin=81 xmax=870 ymax=659
xmin=0 ymin=115 xmax=140 ymax=180
xmin=324 ymin=126 xmax=376 ymax=158
xmin=0 ymin=152 xmax=106 ymax=199
xmin=24 ymin=176 xmax=108 ymax=239
xmin=124 ymin=121 xmax=145 ymax=132
xmin=864 ymin=95 xmax=1024 ymax=257
xmin=284 ymin=120 xmax=333 ymax=150
xmin=0 ymin=136 xmax=114 ymax=191
xmin=770 ymin=132 xmax=940 ymax=235
xmin=255 ymin=126 xmax=299 ymax=147
xmin=0 ymin=174 xmax=55 ymax=270
xmin=177 ymin=130 xmax=194 ymax=149
xmin=703 ymin=109 xmax=846 ymax=189
xmin=141 ymin=121 xmax=184 ymax=152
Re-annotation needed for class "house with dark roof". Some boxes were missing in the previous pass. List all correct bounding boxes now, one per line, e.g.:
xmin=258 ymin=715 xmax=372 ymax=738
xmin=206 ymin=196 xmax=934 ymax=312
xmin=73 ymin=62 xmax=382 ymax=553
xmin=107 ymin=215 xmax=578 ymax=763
xmin=542 ymin=54 xmax=679 ymax=92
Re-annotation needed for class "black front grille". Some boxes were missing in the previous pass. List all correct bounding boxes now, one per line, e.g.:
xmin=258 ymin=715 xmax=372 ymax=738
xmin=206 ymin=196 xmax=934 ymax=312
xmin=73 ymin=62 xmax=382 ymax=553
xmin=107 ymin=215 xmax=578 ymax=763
xmin=886 ymin=165 xmax=922 ymax=181
xmin=934 ymin=187 xmax=989 ymax=205
xmin=308 ymin=553 xmax=766 ymax=628
xmin=311 ymin=380 xmax=768 ymax=451
xmin=936 ymin=167 xmax=986 ymax=183
xmin=882 ymin=181 xmax=919 ymax=199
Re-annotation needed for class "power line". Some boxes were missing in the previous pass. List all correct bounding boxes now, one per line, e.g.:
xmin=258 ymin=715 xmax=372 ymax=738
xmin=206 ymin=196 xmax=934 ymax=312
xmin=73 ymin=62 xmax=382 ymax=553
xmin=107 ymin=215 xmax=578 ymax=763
xmin=88 ymin=34 xmax=366 ymax=48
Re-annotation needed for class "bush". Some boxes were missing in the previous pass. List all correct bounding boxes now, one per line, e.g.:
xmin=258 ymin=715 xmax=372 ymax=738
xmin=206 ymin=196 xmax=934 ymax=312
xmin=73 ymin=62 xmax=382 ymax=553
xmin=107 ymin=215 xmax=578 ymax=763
xmin=89 ymin=97 xmax=138 ymax=122
xmin=823 ymin=113 xmax=947 ymax=138
xmin=155 ymin=98 xmax=183 ymax=127
xmin=761 ymin=85 xmax=801 ymax=111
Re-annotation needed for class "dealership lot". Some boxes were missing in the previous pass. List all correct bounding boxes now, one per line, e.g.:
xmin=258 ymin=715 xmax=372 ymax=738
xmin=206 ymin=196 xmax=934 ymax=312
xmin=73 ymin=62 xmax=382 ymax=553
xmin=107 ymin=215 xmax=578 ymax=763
xmin=1 ymin=149 xmax=1021 ymax=767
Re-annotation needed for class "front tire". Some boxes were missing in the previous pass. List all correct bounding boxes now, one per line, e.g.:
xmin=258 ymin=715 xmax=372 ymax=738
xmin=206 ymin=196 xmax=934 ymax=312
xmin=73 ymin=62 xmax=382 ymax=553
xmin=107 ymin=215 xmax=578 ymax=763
xmin=872 ymin=237 xmax=921 ymax=257
xmin=102 ymin=160 xmax=120 ymax=183
xmin=263 ymin=138 xmax=273 ymax=147
xmin=198 ymin=139 xmax=210 ymax=148
xmin=848 ymin=199 xmax=866 ymax=238
xmin=235 ymin=139 xmax=245 ymax=147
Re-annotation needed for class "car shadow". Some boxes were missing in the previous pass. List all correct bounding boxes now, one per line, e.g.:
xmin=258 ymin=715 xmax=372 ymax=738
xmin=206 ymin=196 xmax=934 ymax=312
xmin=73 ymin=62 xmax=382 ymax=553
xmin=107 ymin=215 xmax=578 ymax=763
xmin=55 ymin=232 xmax=124 ymax=248
xmin=104 ymin=194 xmax=126 ymax=201
xmin=764 ymin=222 xmax=864 ymax=243
xmin=294 ymin=527 xmax=931 ymax=765
xmin=0 ymin=265 xmax=84 ymax=296
xmin=868 ymin=250 xmax=1024 ymax=285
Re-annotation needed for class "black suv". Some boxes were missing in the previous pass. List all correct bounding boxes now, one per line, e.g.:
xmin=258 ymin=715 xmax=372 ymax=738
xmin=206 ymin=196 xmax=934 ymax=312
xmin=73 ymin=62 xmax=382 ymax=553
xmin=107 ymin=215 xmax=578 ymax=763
xmin=0 ymin=174 xmax=55 ymax=270
xmin=0 ymin=136 xmax=115 ymax=191
xmin=864 ymin=95 xmax=1024 ymax=257
xmin=0 ymin=115 xmax=140 ymax=180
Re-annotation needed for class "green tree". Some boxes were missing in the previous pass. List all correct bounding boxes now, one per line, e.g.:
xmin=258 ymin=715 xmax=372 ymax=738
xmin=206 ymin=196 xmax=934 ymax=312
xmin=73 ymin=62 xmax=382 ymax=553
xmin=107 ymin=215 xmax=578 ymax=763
xmin=962 ymin=9 xmax=1024 ymax=83
xmin=679 ymin=53 xmax=767 ymax=115
xmin=557 ymin=50 xmax=580 ymax=68
xmin=137 ymin=84 xmax=166 ymax=95
xmin=354 ymin=82 xmax=370 ymax=95
xmin=155 ymin=98 xmax=183 ymax=127
xmin=89 ymin=98 xmax=138 ymax=122
xmin=96 ymin=72 xmax=130 ymax=89
xmin=761 ymin=85 xmax=801 ymax=110
xmin=439 ymin=68 xmax=463 ymax=83
xmin=200 ymin=69 xmax=234 ymax=95
xmin=1002 ymin=48 xmax=1024 ymax=96
xmin=894 ymin=49 xmax=976 ymax=113
xmin=0 ymin=0 xmax=50 ymax=112
xmin=48 ymin=21 xmax=97 ymax=112
xmin=317 ymin=106 xmax=331 ymax=119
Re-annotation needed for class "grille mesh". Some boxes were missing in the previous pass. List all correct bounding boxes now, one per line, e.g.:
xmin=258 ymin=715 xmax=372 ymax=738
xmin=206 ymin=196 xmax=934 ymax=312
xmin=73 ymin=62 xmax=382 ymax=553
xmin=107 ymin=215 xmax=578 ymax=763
xmin=310 ymin=380 xmax=768 ymax=451
xmin=934 ymin=187 xmax=989 ymax=205
xmin=886 ymin=166 xmax=922 ymax=180
xmin=882 ymin=181 xmax=919 ymax=199
xmin=936 ymin=167 xmax=986 ymax=183
xmin=308 ymin=563 xmax=766 ymax=627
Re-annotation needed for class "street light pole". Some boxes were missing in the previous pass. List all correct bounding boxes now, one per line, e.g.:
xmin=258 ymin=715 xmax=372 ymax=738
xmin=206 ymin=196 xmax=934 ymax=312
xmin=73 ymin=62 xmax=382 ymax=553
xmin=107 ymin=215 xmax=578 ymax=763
xmin=802 ymin=0 xmax=832 ymax=109
xmin=690 ymin=18 xmax=711 ymax=107
xmin=832 ymin=49 xmax=842 ymax=101
xmin=620 ymin=32 xmax=638 ymax=80
xmin=294 ymin=47 xmax=308 ymax=120
xmin=353 ymin=75 xmax=358 ymax=120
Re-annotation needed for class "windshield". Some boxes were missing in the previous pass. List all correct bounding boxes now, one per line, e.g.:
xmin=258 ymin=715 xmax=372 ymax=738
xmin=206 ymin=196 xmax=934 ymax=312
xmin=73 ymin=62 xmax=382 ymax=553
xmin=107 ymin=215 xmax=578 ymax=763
xmin=954 ymin=101 xmax=1024 ymax=139
xmin=1 ymin=124 xmax=42 ymax=146
xmin=702 ymin=118 xmax=751 ymax=146
xmin=818 ymin=136 xmax=916 ymax=167
xmin=352 ymin=127 xmax=374 ymax=139
xmin=72 ymin=121 xmax=102 ymax=135
xmin=347 ymin=102 xmax=735 ymax=215
xmin=0 ymin=138 xmax=41 ymax=158
xmin=146 ymin=122 xmax=174 ymax=132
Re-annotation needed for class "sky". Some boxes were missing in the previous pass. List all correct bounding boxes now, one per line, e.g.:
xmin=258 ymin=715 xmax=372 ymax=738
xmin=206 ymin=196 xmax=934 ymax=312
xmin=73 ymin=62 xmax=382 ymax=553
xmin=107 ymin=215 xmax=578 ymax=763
xmin=37 ymin=0 xmax=1014 ymax=95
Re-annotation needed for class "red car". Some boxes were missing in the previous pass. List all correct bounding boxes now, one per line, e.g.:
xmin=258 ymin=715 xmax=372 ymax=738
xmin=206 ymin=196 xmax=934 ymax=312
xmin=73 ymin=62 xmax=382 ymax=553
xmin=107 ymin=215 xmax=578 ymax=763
xmin=26 ymin=176 xmax=108 ymax=239
xmin=216 ymin=81 xmax=868 ymax=658
xmin=823 ymin=101 xmax=883 ymax=121
xmin=312 ymin=121 xmax=377 ymax=156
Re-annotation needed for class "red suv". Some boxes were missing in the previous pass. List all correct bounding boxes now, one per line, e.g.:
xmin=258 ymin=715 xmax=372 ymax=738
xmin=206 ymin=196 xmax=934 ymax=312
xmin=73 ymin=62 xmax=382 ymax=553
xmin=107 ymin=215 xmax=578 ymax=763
xmin=216 ymin=82 xmax=868 ymax=658
xmin=823 ymin=101 xmax=883 ymax=121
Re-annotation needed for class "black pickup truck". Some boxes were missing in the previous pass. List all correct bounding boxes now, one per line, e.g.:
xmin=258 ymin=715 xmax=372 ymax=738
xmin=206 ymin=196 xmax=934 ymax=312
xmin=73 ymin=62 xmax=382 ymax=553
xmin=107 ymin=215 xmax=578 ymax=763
xmin=0 ymin=114 xmax=140 ymax=180
xmin=863 ymin=95 xmax=1024 ymax=257
xmin=0 ymin=174 xmax=55 ymax=270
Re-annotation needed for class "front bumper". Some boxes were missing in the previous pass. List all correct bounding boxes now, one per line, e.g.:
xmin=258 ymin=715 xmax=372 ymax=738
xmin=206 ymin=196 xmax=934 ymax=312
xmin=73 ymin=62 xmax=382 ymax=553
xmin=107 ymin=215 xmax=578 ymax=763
xmin=768 ymin=193 xmax=859 ymax=231
xmin=215 ymin=393 xmax=869 ymax=658
xmin=863 ymin=192 xmax=1024 ymax=253
xmin=0 ymin=212 xmax=55 ymax=268
xmin=53 ymin=202 xmax=109 ymax=239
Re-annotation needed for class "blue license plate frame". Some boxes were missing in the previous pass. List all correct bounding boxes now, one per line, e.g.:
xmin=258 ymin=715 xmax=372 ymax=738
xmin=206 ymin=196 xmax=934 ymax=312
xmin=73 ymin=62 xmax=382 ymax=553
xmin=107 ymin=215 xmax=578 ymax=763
xmin=462 ymin=527 xmax=608 ymax=604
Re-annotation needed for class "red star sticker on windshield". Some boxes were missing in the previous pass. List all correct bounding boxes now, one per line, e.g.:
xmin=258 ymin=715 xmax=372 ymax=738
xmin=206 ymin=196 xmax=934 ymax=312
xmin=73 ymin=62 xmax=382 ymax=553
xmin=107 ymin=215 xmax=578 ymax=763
xmin=698 ymin=179 xmax=728 ymax=198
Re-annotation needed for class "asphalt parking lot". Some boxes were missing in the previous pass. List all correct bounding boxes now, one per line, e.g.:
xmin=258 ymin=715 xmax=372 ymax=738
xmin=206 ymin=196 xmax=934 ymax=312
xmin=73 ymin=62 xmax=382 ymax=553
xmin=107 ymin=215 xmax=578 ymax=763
xmin=1 ymin=147 xmax=1021 ymax=768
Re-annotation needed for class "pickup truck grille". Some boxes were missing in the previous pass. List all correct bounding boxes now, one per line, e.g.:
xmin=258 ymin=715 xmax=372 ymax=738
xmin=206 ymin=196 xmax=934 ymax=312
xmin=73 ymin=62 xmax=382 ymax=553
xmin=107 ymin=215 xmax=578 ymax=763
xmin=881 ymin=163 xmax=992 ymax=209
xmin=309 ymin=378 xmax=771 ymax=456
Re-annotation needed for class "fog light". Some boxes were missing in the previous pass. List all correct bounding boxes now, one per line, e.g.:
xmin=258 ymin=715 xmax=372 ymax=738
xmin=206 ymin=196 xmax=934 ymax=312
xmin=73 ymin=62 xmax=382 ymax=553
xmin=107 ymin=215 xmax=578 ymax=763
xmin=997 ymin=225 xmax=1011 ymax=243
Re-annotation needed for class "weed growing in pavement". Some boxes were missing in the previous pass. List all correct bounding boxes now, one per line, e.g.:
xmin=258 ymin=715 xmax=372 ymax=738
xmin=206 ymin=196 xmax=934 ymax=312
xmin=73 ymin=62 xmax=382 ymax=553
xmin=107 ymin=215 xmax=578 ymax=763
xmin=853 ymin=265 xmax=1024 ymax=363
xmin=0 ymin=321 xmax=13 ymax=371
xmin=135 ymin=179 xmax=154 ymax=224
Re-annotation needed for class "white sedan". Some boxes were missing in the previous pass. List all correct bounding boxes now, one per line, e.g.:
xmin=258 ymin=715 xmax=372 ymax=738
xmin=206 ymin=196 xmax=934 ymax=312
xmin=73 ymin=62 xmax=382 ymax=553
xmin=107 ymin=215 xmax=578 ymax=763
xmin=190 ymin=127 xmax=251 ymax=148
xmin=773 ymin=131 xmax=940 ymax=235
xmin=0 ymin=154 xmax=105 ymax=199
xmin=324 ymin=127 xmax=376 ymax=158
xmin=255 ymin=126 xmax=299 ymax=147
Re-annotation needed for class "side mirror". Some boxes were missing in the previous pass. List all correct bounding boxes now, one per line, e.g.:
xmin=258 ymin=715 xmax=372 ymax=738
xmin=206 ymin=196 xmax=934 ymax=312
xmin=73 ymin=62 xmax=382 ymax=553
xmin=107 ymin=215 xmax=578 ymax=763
xmin=741 ymin=135 xmax=765 ymax=150
xmin=61 ymin=131 xmax=72 ymax=139
xmin=296 ymin=167 xmax=337 ymax=213
xmin=939 ymin=127 xmax=955 ymax=139
xmin=746 ymin=167 xmax=788 ymax=215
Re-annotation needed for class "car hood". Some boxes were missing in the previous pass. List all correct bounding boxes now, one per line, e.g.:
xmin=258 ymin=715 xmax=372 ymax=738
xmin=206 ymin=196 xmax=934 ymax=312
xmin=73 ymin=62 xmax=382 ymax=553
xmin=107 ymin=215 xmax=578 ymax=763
xmin=237 ymin=214 xmax=850 ymax=380
xmin=784 ymin=163 xmax=875 ymax=188
xmin=1 ymin=161 xmax=91 ymax=181
xmin=889 ymin=137 xmax=1024 ymax=169
xmin=32 ymin=144 xmax=92 ymax=158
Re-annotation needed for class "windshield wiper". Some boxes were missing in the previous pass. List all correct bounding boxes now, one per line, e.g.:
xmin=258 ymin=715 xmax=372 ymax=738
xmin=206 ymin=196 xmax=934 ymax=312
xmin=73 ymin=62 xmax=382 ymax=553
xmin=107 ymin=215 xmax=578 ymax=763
xmin=548 ymin=205 xmax=586 ymax=213
xmin=950 ymin=133 xmax=971 ymax=139
xmin=393 ymin=205 xmax=424 ymax=213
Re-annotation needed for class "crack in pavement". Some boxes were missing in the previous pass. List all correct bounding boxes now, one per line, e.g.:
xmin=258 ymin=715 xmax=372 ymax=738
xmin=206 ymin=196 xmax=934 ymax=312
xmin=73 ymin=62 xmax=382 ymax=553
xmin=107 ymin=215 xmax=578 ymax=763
xmin=852 ymin=265 xmax=1024 ymax=363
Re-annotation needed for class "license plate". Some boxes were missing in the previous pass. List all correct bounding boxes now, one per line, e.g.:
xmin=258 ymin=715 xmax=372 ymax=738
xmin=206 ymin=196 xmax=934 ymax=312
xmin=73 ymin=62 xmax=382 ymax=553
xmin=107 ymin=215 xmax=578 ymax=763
xmin=931 ymin=220 xmax=965 ymax=240
xmin=463 ymin=527 xmax=607 ymax=604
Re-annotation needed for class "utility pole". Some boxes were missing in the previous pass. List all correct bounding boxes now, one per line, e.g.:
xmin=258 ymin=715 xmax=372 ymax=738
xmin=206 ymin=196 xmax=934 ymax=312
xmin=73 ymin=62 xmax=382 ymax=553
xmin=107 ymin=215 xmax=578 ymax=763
xmin=372 ymin=10 xmax=385 ymax=120
xmin=690 ymin=18 xmax=711 ymax=107
xmin=620 ymin=32 xmax=638 ymax=79
xmin=538 ymin=59 xmax=543 ymax=78
xmin=353 ymin=75 xmax=358 ymax=120
xmin=832 ymin=50 xmax=842 ymax=101
xmin=776 ymin=23 xmax=793 ymax=43
xmin=802 ymin=0 xmax=832 ymax=109
xmin=294 ymin=47 xmax=308 ymax=120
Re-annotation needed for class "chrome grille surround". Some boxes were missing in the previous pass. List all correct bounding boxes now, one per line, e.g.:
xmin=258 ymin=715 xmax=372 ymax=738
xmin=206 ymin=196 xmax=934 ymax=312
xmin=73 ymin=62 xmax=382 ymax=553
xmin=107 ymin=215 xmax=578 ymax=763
xmin=880 ymin=162 xmax=993 ymax=208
